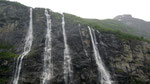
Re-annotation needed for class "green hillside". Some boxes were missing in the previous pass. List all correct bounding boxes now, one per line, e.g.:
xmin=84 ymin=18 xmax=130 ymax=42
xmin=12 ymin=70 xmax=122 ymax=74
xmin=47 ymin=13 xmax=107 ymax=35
xmin=64 ymin=13 xmax=150 ymax=42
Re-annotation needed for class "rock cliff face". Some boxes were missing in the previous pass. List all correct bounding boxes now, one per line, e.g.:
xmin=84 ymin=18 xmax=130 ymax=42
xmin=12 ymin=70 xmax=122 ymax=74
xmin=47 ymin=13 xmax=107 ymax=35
xmin=0 ymin=1 xmax=150 ymax=84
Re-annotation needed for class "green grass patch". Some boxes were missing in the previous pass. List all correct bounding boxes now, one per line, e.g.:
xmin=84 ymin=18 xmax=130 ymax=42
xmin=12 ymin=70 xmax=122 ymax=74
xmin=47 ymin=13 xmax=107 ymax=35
xmin=0 ymin=51 xmax=18 ymax=59
xmin=96 ymin=28 xmax=150 ymax=43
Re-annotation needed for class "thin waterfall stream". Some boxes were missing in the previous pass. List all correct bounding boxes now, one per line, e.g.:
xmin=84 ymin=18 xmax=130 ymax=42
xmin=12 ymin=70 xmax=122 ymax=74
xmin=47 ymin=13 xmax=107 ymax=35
xmin=42 ymin=9 xmax=53 ymax=84
xmin=62 ymin=14 xmax=73 ymax=84
xmin=88 ymin=26 xmax=112 ymax=84
xmin=12 ymin=8 xmax=33 ymax=84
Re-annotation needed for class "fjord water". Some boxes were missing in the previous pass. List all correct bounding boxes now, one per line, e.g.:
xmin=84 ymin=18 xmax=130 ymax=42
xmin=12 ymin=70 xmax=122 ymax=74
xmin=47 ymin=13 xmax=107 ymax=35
xmin=13 ymin=8 xmax=33 ymax=84
xmin=88 ymin=27 xmax=112 ymax=84
xmin=62 ymin=14 xmax=73 ymax=84
xmin=42 ymin=9 xmax=53 ymax=84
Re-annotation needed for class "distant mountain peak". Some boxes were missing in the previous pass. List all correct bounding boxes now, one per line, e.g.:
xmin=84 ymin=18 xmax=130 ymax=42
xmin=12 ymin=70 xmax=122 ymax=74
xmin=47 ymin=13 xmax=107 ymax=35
xmin=114 ymin=14 xmax=133 ymax=21
xmin=113 ymin=14 xmax=150 ymax=39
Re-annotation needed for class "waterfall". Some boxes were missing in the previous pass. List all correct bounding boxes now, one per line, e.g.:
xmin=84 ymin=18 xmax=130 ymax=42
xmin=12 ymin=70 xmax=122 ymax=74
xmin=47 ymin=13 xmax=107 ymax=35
xmin=12 ymin=8 xmax=33 ymax=84
xmin=88 ymin=26 xmax=112 ymax=84
xmin=42 ymin=9 xmax=53 ymax=84
xmin=62 ymin=14 xmax=73 ymax=84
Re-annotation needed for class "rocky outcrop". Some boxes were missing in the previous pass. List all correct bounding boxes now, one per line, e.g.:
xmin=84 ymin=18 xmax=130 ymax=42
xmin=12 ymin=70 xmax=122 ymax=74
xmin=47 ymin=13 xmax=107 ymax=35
xmin=95 ymin=32 xmax=150 ymax=84
xmin=0 ymin=1 xmax=150 ymax=84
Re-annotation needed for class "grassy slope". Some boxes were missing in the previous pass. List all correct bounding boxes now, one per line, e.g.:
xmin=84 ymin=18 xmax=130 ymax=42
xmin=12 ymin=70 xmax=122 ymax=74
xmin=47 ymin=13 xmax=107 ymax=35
xmin=64 ymin=13 xmax=150 ymax=43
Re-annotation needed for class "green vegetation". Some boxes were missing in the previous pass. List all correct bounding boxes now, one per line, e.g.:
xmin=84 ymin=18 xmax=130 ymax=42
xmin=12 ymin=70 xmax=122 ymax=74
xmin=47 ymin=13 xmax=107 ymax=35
xmin=0 ymin=43 xmax=13 ymax=49
xmin=51 ymin=12 xmax=62 ymax=20
xmin=64 ymin=13 xmax=134 ymax=32
xmin=0 ymin=43 xmax=17 ymax=84
xmin=0 ymin=78 xmax=8 ymax=84
xmin=116 ymin=68 xmax=124 ymax=73
xmin=0 ymin=65 xmax=11 ymax=72
xmin=0 ymin=51 xmax=18 ymax=59
xmin=64 ymin=13 xmax=150 ymax=43
xmin=131 ymin=79 xmax=147 ymax=84
xmin=27 ymin=49 xmax=38 ymax=57
xmin=0 ymin=0 xmax=26 ymax=7
xmin=0 ymin=43 xmax=18 ymax=59
xmin=97 ymin=28 xmax=149 ymax=42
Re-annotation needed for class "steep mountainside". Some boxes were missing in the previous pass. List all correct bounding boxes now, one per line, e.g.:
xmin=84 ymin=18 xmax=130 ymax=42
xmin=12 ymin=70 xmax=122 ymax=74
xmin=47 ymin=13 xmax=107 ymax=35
xmin=0 ymin=1 xmax=150 ymax=84
xmin=65 ymin=14 xmax=150 ymax=40
xmin=114 ymin=14 xmax=150 ymax=39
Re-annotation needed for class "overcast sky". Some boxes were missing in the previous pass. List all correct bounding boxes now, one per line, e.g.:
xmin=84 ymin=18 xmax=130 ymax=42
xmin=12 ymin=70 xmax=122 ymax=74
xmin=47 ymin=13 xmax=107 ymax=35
xmin=9 ymin=0 xmax=150 ymax=21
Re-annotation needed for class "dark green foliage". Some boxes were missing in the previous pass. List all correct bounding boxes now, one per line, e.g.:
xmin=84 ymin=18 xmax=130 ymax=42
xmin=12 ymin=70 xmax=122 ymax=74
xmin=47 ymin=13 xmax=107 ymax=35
xmin=0 ymin=65 xmax=9 ymax=71
xmin=0 ymin=43 xmax=17 ymax=84
xmin=0 ymin=78 xmax=8 ymax=84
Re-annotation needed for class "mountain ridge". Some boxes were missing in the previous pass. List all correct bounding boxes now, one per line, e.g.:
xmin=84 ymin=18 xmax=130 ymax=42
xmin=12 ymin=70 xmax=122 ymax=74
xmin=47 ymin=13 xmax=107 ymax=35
xmin=1 ymin=1 xmax=150 ymax=41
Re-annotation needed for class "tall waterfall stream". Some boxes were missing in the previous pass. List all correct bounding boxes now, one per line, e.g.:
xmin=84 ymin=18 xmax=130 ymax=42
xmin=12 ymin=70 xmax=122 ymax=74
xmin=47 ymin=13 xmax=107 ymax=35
xmin=13 ymin=8 xmax=33 ymax=84
xmin=88 ymin=27 xmax=112 ymax=84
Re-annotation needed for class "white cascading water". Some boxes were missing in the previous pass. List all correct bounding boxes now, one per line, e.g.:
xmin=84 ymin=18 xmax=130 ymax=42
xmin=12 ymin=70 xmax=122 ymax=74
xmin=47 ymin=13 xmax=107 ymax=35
xmin=42 ymin=9 xmax=53 ymax=84
xmin=88 ymin=26 xmax=112 ymax=84
xmin=12 ymin=8 xmax=33 ymax=84
xmin=62 ymin=14 xmax=73 ymax=84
